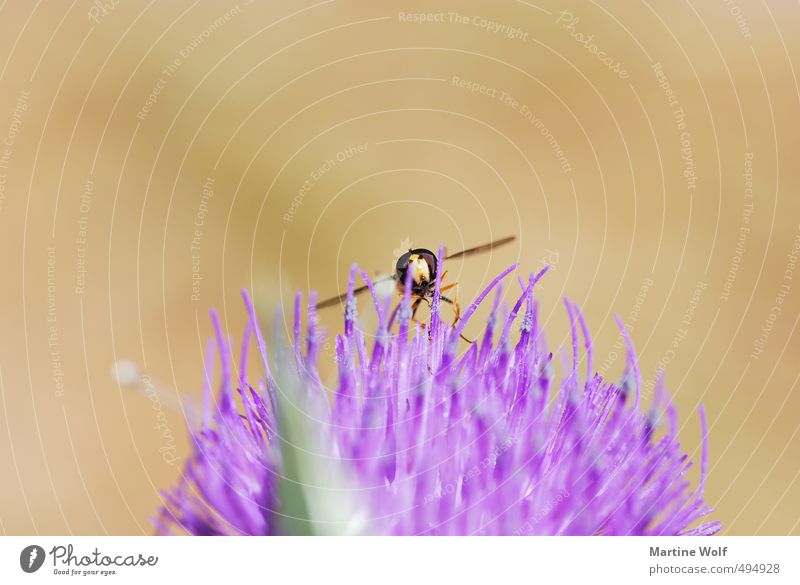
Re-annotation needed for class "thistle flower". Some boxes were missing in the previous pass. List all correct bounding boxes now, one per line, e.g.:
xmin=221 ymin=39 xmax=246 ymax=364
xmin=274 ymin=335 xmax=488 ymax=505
xmin=154 ymin=250 xmax=720 ymax=536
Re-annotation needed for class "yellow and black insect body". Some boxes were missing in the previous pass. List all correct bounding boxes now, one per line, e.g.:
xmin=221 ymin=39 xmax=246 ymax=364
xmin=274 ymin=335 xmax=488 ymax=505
xmin=316 ymin=236 xmax=516 ymax=339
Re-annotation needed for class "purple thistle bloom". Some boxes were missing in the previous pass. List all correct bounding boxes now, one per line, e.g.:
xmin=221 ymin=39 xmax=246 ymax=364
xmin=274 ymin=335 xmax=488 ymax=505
xmin=154 ymin=250 xmax=720 ymax=536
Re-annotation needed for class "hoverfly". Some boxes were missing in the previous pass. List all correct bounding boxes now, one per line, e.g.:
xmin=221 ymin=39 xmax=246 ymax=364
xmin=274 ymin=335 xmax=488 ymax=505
xmin=316 ymin=236 xmax=516 ymax=335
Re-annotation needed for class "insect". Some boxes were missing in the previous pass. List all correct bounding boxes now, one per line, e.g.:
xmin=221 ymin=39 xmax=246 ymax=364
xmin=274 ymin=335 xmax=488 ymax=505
xmin=316 ymin=236 xmax=516 ymax=338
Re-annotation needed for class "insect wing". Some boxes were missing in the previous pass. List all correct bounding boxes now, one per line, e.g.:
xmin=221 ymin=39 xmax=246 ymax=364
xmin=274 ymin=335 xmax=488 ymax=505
xmin=444 ymin=235 xmax=516 ymax=260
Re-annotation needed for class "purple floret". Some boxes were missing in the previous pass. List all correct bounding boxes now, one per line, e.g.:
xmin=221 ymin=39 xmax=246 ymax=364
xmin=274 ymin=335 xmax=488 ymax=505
xmin=154 ymin=250 xmax=720 ymax=536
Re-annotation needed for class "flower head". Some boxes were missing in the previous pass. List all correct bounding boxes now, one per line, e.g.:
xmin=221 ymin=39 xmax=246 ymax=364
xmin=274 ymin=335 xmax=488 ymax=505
xmin=154 ymin=250 xmax=720 ymax=536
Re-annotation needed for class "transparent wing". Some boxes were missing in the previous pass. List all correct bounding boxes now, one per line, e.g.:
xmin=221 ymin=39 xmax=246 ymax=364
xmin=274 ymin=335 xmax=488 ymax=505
xmin=444 ymin=235 xmax=516 ymax=260
xmin=315 ymin=275 xmax=396 ymax=309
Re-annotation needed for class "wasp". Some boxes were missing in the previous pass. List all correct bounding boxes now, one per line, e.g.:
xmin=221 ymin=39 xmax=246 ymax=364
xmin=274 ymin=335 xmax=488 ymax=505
xmin=316 ymin=236 xmax=516 ymax=337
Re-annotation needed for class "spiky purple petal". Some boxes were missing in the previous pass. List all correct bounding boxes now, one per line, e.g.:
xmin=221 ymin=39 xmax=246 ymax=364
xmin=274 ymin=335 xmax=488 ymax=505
xmin=155 ymin=261 xmax=719 ymax=536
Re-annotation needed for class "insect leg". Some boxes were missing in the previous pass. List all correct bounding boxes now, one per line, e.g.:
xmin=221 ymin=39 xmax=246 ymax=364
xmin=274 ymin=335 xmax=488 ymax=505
xmin=440 ymin=295 xmax=474 ymax=343
xmin=410 ymin=296 xmax=427 ymax=330
xmin=439 ymin=282 xmax=458 ymax=294
xmin=411 ymin=296 xmax=423 ymax=318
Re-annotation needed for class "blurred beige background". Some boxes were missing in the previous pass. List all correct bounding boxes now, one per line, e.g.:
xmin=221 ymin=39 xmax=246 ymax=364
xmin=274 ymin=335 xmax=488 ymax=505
xmin=0 ymin=0 xmax=798 ymax=535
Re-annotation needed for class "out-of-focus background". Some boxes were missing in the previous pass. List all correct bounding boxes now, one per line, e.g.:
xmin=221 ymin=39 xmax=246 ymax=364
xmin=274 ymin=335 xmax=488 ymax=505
xmin=0 ymin=0 xmax=798 ymax=535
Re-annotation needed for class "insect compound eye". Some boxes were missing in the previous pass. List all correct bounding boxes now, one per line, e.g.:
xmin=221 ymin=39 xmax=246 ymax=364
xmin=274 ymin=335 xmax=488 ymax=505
xmin=395 ymin=251 xmax=412 ymax=282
